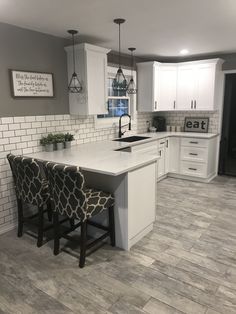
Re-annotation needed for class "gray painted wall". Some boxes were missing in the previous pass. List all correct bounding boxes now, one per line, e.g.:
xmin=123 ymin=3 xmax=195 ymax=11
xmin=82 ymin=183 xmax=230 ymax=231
xmin=0 ymin=22 xmax=69 ymax=117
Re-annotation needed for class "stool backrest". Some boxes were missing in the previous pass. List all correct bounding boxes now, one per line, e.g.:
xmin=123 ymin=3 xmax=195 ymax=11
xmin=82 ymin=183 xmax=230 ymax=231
xmin=44 ymin=162 xmax=87 ymax=221
xmin=7 ymin=154 xmax=49 ymax=207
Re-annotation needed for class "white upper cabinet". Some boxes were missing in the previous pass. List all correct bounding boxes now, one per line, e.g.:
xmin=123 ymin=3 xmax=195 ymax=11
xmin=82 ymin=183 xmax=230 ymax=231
xmin=176 ymin=64 xmax=195 ymax=110
xmin=157 ymin=65 xmax=177 ymax=111
xmin=177 ymin=61 xmax=221 ymax=111
xmin=137 ymin=59 xmax=223 ymax=112
xmin=137 ymin=62 xmax=161 ymax=112
xmin=194 ymin=63 xmax=216 ymax=111
xmin=65 ymin=43 xmax=110 ymax=115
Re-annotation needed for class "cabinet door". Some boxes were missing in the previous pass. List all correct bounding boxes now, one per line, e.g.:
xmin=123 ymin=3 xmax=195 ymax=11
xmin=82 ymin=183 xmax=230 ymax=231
xmin=86 ymin=49 xmax=108 ymax=115
xmin=164 ymin=139 xmax=169 ymax=174
xmin=157 ymin=66 xmax=177 ymax=111
xmin=157 ymin=147 xmax=165 ymax=178
xmin=177 ymin=65 xmax=195 ymax=110
xmin=137 ymin=62 xmax=157 ymax=112
xmin=195 ymin=63 xmax=215 ymax=111
xmin=169 ymin=137 xmax=180 ymax=173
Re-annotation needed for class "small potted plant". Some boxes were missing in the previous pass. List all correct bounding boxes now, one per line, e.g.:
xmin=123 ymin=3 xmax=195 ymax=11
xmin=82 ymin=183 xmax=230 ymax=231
xmin=64 ymin=132 xmax=74 ymax=149
xmin=40 ymin=134 xmax=54 ymax=152
xmin=54 ymin=133 xmax=65 ymax=150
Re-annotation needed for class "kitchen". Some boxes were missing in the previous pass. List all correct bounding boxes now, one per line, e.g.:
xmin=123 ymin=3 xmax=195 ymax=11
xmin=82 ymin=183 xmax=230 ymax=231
xmin=0 ymin=1 xmax=236 ymax=313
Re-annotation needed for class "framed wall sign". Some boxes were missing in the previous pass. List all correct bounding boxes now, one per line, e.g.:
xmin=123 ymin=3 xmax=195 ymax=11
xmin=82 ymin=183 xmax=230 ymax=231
xmin=10 ymin=70 xmax=54 ymax=98
xmin=184 ymin=117 xmax=209 ymax=133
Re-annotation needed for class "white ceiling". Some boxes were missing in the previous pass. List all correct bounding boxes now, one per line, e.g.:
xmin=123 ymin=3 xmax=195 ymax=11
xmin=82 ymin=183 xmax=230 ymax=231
xmin=0 ymin=0 xmax=236 ymax=58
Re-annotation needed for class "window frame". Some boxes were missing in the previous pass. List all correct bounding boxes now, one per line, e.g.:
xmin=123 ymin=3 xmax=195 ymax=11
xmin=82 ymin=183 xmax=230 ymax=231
xmin=94 ymin=66 xmax=137 ymax=129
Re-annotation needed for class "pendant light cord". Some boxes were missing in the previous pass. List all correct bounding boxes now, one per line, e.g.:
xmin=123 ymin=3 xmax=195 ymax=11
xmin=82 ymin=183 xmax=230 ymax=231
xmin=72 ymin=33 xmax=76 ymax=74
xmin=119 ymin=22 xmax=121 ymax=68
xmin=131 ymin=50 xmax=133 ymax=78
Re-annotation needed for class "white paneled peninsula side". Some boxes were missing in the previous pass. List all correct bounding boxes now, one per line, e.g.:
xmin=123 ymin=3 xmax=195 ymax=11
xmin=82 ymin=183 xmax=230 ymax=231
xmin=27 ymin=131 xmax=218 ymax=250
xmin=27 ymin=141 xmax=158 ymax=250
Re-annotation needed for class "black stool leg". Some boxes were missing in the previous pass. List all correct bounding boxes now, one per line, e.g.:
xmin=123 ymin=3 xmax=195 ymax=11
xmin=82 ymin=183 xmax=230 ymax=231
xmin=37 ymin=206 xmax=44 ymax=247
xmin=108 ymin=206 xmax=116 ymax=247
xmin=17 ymin=199 xmax=23 ymax=237
xmin=69 ymin=218 xmax=75 ymax=228
xmin=53 ymin=211 xmax=60 ymax=255
xmin=79 ymin=220 xmax=87 ymax=268
xmin=47 ymin=203 xmax=52 ymax=222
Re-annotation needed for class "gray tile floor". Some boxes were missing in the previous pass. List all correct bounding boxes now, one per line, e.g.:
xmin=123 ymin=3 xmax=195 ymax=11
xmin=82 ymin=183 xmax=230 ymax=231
xmin=1 ymin=176 xmax=236 ymax=314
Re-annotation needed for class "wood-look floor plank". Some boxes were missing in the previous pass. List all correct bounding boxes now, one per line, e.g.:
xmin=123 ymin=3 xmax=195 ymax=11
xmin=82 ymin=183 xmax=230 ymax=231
xmin=0 ymin=176 xmax=236 ymax=314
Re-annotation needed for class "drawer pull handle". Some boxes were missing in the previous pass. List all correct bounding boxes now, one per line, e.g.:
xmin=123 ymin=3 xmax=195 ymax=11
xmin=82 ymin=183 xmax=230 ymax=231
xmin=188 ymin=167 xmax=197 ymax=171
xmin=189 ymin=153 xmax=198 ymax=156
xmin=189 ymin=141 xmax=199 ymax=144
xmin=160 ymin=142 xmax=165 ymax=144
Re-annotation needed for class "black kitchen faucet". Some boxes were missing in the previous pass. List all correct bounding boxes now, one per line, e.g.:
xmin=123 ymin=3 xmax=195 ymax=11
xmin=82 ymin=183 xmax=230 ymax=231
xmin=118 ymin=113 xmax=131 ymax=138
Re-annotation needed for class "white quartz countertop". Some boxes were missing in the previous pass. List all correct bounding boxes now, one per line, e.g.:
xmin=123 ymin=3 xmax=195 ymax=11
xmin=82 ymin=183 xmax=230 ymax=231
xmin=27 ymin=131 xmax=218 ymax=176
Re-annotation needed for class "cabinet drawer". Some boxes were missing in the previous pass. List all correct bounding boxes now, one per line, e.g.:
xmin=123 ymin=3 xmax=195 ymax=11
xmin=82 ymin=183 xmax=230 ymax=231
xmin=181 ymin=138 xmax=208 ymax=148
xmin=181 ymin=146 xmax=207 ymax=163
xmin=180 ymin=161 xmax=207 ymax=177
xmin=131 ymin=141 xmax=157 ymax=153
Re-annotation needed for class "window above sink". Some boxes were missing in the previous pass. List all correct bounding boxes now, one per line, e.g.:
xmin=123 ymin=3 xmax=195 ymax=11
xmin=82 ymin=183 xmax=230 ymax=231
xmin=94 ymin=66 xmax=137 ymax=129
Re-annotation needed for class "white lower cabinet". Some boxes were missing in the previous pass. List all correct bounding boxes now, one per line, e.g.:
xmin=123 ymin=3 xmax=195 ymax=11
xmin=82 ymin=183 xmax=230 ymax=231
xmin=157 ymin=138 xmax=169 ymax=180
xmin=179 ymin=137 xmax=218 ymax=181
xmin=168 ymin=137 xmax=180 ymax=173
xmin=126 ymin=135 xmax=218 ymax=182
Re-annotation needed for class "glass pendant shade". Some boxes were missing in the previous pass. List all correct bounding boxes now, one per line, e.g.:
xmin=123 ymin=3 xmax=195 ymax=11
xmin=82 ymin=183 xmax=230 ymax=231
xmin=112 ymin=67 xmax=127 ymax=91
xmin=127 ymin=77 xmax=137 ymax=94
xmin=113 ymin=18 xmax=127 ymax=92
xmin=67 ymin=29 xmax=82 ymax=93
xmin=127 ymin=47 xmax=137 ymax=94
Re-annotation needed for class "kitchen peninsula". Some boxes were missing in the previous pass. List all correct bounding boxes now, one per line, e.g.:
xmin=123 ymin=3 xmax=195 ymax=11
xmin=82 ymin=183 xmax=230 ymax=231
xmin=27 ymin=131 xmax=218 ymax=250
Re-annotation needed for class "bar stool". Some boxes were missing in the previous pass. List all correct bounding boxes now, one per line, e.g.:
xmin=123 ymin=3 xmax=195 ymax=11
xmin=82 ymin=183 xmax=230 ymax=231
xmin=44 ymin=161 xmax=115 ymax=268
xmin=7 ymin=154 xmax=52 ymax=247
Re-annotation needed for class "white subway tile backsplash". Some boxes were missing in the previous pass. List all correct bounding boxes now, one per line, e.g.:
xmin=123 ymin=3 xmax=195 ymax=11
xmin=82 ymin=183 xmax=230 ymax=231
xmin=20 ymin=122 xmax=32 ymax=129
xmin=1 ymin=117 xmax=13 ymax=124
xmin=3 ymin=131 xmax=14 ymax=138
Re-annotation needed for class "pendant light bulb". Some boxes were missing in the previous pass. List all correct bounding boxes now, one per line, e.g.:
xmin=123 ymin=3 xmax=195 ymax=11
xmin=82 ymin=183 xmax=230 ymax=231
xmin=67 ymin=29 xmax=82 ymax=93
xmin=112 ymin=18 xmax=127 ymax=92
xmin=127 ymin=47 xmax=137 ymax=94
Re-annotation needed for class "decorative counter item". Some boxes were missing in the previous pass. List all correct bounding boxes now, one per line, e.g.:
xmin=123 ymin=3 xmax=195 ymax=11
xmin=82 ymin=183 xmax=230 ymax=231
xmin=166 ymin=125 xmax=171 ymax=132
xmin=40 ymin=134 xmax=54 ymax=152
xmin=64 ymin=133 xmax=74 ymax=148
xmin=149 ymin=126 xmax=157 ymax=133
xmin=184 ymin=117 xmax=209 ymax=133
xmin=54 ymin=133 xmax=65 ymax=150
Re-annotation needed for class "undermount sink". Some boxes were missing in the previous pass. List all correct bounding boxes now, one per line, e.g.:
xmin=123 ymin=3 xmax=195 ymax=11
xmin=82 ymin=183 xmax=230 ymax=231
xmin=113 ymin=136 xmax=150 ymax=143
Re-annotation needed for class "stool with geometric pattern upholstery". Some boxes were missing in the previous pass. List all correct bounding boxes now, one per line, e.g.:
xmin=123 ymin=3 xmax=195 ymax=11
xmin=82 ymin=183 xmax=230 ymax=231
xmin=7 ymin=154 xmax=53 ymax=247
xmin=44 ymin=161 xmax=115 ymax=268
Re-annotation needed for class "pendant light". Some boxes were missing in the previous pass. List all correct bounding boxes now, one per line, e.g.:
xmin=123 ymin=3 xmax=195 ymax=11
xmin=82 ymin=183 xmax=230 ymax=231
xmin=127 ymin=47 xmax=137 ymax=94
xmin=67 ymin=29 xmax=82 ymax=93
xmin=112 ymin=18 xmax=127 ymax=92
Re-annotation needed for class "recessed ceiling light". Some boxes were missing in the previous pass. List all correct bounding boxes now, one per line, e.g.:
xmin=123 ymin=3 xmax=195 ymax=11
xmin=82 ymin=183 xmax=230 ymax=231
xmin=180 ymin=49 xmax=189 ymax=55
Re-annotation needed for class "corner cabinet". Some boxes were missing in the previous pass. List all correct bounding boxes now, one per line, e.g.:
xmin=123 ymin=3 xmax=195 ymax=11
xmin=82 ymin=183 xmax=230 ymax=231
xmin=137 ymin=59 xmax=224 ymax=112
xmin=177 ymin=60 xmax=223 ymax=111
xmin=65 ymin=43 xmax=111 ymax=115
